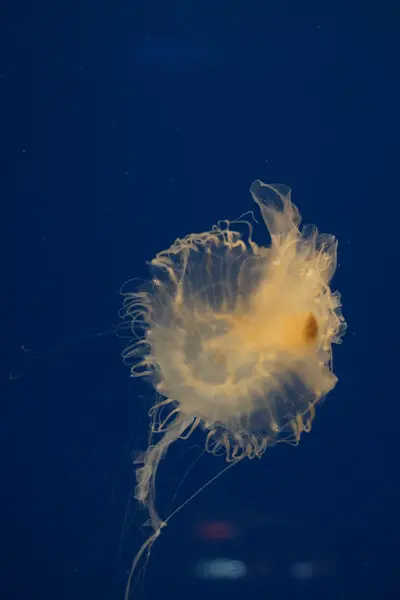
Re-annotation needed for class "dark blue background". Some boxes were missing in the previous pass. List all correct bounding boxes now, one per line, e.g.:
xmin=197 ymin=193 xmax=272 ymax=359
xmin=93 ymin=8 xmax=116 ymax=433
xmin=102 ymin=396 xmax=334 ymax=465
xmin=2 ymin=1 xmax=398 ymax=599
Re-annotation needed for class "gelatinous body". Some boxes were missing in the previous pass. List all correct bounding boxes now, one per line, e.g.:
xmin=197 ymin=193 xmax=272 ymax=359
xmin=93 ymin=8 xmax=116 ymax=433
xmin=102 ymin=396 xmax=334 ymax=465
xmin=121 ymin=180 xmax=346 ymax=535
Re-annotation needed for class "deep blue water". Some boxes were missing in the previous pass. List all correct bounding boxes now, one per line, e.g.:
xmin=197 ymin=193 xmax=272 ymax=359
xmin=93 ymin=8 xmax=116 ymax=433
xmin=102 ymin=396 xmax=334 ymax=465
xmin=2 ymin=1 xmax=398 ymax=599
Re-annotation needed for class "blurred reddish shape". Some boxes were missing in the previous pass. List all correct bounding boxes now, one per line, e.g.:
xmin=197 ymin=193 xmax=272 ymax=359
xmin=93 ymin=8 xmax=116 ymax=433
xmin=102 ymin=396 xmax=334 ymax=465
xmin=195 ymin=520 xmax=237 ymax=541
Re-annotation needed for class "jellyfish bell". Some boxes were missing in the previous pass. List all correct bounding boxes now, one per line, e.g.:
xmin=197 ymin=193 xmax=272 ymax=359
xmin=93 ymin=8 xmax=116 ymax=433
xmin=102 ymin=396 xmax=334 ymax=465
xmin=121 ymin=180 xmax=346 ymax=594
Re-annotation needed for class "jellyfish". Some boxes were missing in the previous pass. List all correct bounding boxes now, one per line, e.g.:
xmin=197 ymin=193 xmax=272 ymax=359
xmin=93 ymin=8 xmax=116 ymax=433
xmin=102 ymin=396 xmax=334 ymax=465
xmin=121 ymin=180 xmax=346 ymax=593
